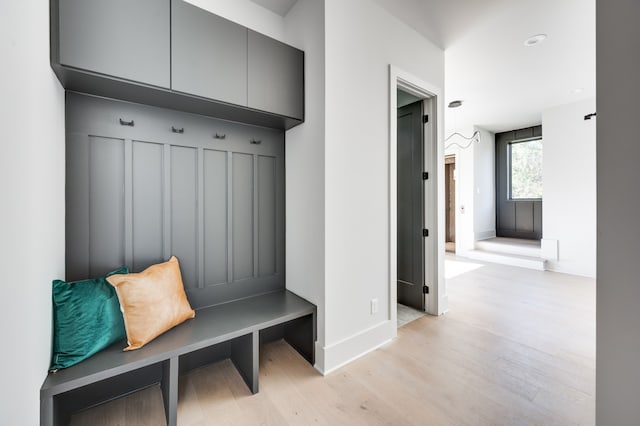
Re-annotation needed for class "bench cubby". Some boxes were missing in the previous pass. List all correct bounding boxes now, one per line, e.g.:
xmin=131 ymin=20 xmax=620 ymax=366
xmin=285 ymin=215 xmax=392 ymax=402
xmin=41 ymin=290 xmax=316 ymax=426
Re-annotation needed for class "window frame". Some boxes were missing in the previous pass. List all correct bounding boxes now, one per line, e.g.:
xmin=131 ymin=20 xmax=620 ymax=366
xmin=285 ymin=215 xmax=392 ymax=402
xmin=508 ymin=136 xmax=543 ymax=201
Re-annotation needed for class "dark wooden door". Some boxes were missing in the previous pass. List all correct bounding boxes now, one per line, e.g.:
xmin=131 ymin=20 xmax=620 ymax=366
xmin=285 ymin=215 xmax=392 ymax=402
xmin=445 ymin=156 xmax=456 ymax=244
xmin=397 ymin=100 xmax=425 ymax=311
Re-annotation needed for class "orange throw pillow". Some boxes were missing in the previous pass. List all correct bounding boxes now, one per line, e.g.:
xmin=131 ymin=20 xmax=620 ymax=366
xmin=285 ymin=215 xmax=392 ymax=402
xmin=107 ymin=256 xmax=195 ymax=351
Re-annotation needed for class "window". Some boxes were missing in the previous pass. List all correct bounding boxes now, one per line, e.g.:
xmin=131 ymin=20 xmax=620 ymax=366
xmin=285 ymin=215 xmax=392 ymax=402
xmin=509 ymin=139 xmax=543 ymax=199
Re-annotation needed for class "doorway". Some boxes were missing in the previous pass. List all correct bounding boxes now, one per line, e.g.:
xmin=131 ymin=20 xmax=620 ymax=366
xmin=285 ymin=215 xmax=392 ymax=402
xmin=397 ymin=93 xmax=425 ymax=312
xmin=495 ymin=126 xmax=543 ymax=240
xmin=445 ymin=155 xmax=456 ymax=252
xmin=389 ymin=65 xmax=445 ymax=333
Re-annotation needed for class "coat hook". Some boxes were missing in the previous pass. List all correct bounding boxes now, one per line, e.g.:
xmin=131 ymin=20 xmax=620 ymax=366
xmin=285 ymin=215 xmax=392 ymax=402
xmin=250 ymin=139 xmax=262 ymax=145
xmin=171 ymin=126 xmax=184 ymax=134
xmin=119 ymin=118 xmax=134 ymax=126
xmin=214 ymin=133 xmax=226 ymax=139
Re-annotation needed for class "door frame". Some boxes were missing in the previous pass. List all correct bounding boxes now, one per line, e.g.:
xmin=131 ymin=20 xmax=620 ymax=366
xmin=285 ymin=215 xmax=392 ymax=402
xmin=389 ymin=65 xmax=446 ymax=334
xmin=445 ymin=154 xmax=456 ymax=248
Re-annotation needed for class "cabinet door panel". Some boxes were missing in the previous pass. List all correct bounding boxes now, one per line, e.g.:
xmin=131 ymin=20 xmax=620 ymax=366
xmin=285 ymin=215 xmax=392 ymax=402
xmin=248 ymin=30 xmax=304 ymax=120
xmin=59 ymin=0 xmax=170 ymax=88
xmin=172 ymin=0 xmax=248 ymax=106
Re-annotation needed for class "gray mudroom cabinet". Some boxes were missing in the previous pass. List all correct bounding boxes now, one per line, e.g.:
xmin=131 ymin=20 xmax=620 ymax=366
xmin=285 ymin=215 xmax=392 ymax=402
xmin=248 ymin=30 xmax=305 ymax=120
xmin=51 ymin=0 xmax=305 ymax=129
xmin=171 ymin=0 xmax=248 ymax=106
xmin=43 ymin=2 xmax=315 ymax=424
xmin=57 ymin=0 xmax=170 ymax=88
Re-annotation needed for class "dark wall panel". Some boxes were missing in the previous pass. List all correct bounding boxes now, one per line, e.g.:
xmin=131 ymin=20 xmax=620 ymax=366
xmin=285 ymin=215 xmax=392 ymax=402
xmin=203 ymin=149 xmax=228 ymax=285
xmin=65 ymin=93 xmax=285 ymax=307
xmin=132 ymin=141 xmax=164 ymax=272
xmin=171 ymin=146 xmax=199 ymax=288
xmin=232 ymin=153 xmax=254 ymax=281
xmin=515 ymin=202 xmax=534 ymax=233
xmin=258 ymin=156 xmax=277 ymax=277
xmin=89 ymin=136 xmax=125 ymax=277
xmin=66 ymin=134 xmax=90 ymax=280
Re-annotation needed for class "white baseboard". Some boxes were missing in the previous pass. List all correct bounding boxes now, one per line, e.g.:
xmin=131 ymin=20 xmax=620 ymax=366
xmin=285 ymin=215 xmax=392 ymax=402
xmin=318 ymin=320 xmax=395 ymax=375
xmin=313 ymin=341 xmax=326 ymax=374
xmin=541 ymin=238 xmax=559 ymax=260
xmin=544 ymin=260 xmax=596 ymax=278
xmin=475 ymin=230 xmax=496 ymax=241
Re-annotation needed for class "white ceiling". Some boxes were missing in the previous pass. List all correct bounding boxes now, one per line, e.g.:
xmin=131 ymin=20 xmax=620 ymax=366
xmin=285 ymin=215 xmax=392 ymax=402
xmin=377 ymin=0 xmax=596 ymax=134
xmin=254 ymin=0 xmax=596 ymax=134
xmin=249 ymin=0 xmax=298 ymax=17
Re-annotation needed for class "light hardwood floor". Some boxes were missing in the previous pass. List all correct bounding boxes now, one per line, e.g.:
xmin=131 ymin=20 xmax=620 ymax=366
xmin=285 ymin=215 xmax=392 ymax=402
xmin=71 ymin=256 xmax=595 ymax=425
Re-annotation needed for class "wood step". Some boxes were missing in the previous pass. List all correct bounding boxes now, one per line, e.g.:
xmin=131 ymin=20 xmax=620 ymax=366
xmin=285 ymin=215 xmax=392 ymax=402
xmin=475 ymin=238 xmax=541 ymax=258
xmin=462 ymin=249 xmax=547 ymax=271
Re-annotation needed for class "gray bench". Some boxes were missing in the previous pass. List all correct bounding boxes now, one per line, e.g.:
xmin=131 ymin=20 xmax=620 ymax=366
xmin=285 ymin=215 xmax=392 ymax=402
xmin=40 ymin=290 xmax=316 ymax=426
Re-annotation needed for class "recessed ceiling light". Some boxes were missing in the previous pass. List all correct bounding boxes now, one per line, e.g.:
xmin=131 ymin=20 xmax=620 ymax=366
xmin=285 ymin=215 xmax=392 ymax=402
xmin=571 ymin=88 xmax=584 ymax=95
xmin=448 ymin=100 xmax=463 ymax=108
xmin=524 ymin=34 xmax=547 ymax=47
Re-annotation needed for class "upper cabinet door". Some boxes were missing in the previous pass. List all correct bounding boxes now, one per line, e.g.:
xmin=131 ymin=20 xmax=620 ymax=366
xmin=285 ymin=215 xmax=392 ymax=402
xmin=248 ymin=30 xmax=304 ymax=120
xmin=58 ymin=0 xmax=170 ymax=88
xmin=171 ymin=0 xmax=248 ymax=107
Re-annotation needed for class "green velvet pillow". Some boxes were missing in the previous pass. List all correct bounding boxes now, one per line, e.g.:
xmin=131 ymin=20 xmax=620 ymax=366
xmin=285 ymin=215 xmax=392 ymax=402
xmin=50 ymin=266 xmax=128 ymax=371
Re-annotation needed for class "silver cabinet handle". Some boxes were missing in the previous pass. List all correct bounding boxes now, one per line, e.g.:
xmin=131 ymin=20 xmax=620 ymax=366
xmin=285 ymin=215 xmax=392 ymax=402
xmin=214 ymin=133 xmax=226 ymax=139
xmin=119 ymin=118 xmax=134 ymax=126
xmin=171 ymin=126 xmax=184 ymax=134
xmin=250 ymin=139 xmax=262 ymax=145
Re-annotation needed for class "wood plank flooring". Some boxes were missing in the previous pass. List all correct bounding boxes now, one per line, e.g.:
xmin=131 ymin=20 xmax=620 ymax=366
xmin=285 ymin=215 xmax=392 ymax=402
xmin=70 ymin=256 xmax=595 ymax=425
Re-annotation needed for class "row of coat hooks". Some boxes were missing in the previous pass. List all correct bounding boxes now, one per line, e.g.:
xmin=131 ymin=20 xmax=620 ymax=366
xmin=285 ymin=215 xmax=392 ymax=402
xmin=119 ymin=118 xmax=262 ymax=144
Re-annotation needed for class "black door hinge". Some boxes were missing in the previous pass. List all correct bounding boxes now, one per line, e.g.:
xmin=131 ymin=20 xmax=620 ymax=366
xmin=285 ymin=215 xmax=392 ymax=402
xmin=423 ymin=229 xmax=429 ymax=237
xmin=423 ymin=115 xmax=429 ymax=123
xmin=423 ymin=285 xmax=429 ymax=294
xmin=422 ymin=172 xmax=429 ymax=180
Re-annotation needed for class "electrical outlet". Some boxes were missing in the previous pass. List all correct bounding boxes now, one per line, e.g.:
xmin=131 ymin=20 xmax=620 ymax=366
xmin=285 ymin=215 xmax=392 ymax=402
xmin=370 ymin=298 xmax=379 ymax=314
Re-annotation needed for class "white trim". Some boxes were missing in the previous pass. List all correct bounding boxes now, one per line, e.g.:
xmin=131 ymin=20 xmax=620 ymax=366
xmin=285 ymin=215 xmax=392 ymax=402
xmin=389 ymin=65 xmax=447 ymax=323
xmin=318 ymin=320 xmax=395 ymax=375
xmin=541 ymin=238 xmax=559 ymax=260
xmin=313 ymin=341 xmax=325 ymax=374
xmin=475 ymin=230 xmax=497 ymax=241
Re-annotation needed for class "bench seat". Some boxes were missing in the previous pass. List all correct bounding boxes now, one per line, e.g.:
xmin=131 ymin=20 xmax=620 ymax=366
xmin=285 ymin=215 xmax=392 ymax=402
xmin=40 ymin=290 xmax=316 ymax=426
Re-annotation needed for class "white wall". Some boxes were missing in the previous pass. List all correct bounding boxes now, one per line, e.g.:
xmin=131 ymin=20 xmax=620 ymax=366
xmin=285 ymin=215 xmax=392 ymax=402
xmin=596 ymin=0 xmax=640 ymax=422
xmin=185 ymin=0 xmax=286 ymax=42
xmin=445 ymin=126 xmax=495 ymax=253
xmin=323 ymin=0 xmax=444 ymax=372
xmin=0 ymin=1 xmax=65 ymax=423
xmin=542 ymin=99 xmax=596 ymax=277
xmin=283 ymin=0 xmax=327 ymax=370
xmin=473 ymin=127 xmax=496 ymax=240
xmin=446 ymin=126 xmax=475 ymax=253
